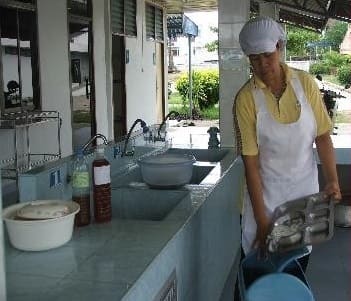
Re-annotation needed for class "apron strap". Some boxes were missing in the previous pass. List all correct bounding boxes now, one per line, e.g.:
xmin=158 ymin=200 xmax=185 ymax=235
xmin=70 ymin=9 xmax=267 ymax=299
xmin=252 ymin=88 xmax=268 ymax=113
xmin=290 ymin=71 xmax=307 ymax=108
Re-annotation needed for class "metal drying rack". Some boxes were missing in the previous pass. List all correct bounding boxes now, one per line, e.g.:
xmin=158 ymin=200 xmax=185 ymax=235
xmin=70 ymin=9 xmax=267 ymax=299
xmin=0 ymin=110 xmax=61 ymax=181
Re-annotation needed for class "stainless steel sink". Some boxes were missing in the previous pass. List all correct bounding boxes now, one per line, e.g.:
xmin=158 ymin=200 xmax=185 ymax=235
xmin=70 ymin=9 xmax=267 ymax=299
xmin=163 ymin=148 xmax=228 ymax=162
xmin=111 ymin=187 xmax=189 ymax=221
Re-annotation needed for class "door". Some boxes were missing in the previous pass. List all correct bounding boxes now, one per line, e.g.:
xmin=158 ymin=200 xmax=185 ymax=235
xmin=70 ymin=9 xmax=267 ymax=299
xmin=112 ymin=35 xmax=126 ymax=140
xmin=155 ymin=42 xmax=165 ymax=123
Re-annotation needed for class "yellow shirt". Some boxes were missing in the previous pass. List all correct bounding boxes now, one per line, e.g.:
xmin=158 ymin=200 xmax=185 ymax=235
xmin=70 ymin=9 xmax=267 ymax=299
xmin=234 ymin=63 xmax=332 ymax=156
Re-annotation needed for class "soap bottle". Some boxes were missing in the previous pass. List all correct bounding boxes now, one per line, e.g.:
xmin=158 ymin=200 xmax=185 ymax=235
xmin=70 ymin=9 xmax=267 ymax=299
xmin=72 ymin=148 xmax=91 ymax=226
xmin=92 ymin=145 xmax=112 ymax=223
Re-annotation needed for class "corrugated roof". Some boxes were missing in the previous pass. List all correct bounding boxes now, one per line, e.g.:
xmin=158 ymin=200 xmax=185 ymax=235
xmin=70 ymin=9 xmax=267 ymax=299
xmin=157 ymin=0 xmax=351 ymax=32
xmin=167 ymin=13 xmax=199 ymax=38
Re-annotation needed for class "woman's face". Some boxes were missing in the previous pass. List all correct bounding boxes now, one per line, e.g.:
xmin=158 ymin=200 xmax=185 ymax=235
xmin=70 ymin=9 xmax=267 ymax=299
xmin=248 ymin=48 xmax=281 ymax=83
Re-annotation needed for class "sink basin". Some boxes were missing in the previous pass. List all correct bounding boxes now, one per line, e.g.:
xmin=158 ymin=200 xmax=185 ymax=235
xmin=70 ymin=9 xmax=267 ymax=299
xmin=191 ymin=165 xmax=215 ymax=184
xmin=111 ymin=164 xmax=215 ymax=188
xmin=164 ymin=148 xmax=228 ymax=162
xmin=111 ymin=187 xmax=189 ymax=221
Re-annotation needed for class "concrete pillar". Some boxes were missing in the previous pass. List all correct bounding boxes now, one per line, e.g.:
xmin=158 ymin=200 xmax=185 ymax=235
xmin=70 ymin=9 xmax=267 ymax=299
xmin=92 ymin=0 xmax=114 ymax=141
xmin=37 ymin=0 xmax=72 ymax=156
xmin=259 ymin=1 xmax=279 ymax=19
xmin=218 ymin=0 xmax=250 ymax=149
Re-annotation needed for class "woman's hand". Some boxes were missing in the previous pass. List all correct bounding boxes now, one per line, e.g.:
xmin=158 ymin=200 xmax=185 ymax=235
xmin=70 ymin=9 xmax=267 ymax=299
xmin=324 ymin=181 xmax=342 ymax=202
xmin=252 ymin=214 xmax=271 ymax=258
xmin=315 ymin=132 xmax=341 ymax=202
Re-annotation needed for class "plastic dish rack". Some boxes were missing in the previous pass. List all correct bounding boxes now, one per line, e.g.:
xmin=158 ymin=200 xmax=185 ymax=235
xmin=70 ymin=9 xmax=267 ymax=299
xmin=267 ymin=192 xmax=334 ymax=253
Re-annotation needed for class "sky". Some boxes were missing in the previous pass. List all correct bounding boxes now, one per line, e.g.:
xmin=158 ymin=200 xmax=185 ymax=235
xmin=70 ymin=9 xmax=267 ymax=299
xmin=183 ymin=11 xmax=218 ymax=46
xmin=185 ymin=11 xmax=218 ymax=26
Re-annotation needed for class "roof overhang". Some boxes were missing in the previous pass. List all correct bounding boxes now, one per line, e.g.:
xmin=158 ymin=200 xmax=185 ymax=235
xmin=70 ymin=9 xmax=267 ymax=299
xmin=155 ymin=0 xmax=351 ymax=32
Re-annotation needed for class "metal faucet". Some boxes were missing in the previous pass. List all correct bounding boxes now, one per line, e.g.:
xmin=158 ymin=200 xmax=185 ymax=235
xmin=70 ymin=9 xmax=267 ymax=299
xmin=207 ymin=127 xmax=220 ymax=148
xmin=157 ymin=111 xmax=180 ymax=138
xmin=122 ymin=119 xmax=149 ymax=157
xmin=82 ymin=133 xmax=108 ymax=153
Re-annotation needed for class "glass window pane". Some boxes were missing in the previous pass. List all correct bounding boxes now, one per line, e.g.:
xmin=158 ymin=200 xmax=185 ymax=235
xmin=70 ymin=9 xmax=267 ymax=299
xmin=145 ymin=4 xmax=155 ymax=40
xmin=155 ymin=7 xmax=164 ymax=41
xmin=0 ymin=6 xmax=39 ymax=111
xmin=0 ymin=8 xmax=20 ymax=109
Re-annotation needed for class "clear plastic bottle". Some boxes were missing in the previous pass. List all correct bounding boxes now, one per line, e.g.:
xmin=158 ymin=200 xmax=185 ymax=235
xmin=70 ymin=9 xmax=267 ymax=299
xmin=92 ymin=145 xmax=112 ymax=223
xmin=72 ymin=149 xmax=91 ymax=226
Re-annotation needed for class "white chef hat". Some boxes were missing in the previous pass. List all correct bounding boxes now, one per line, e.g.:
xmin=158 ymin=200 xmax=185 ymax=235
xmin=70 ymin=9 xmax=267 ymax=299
xmin=239 ymin=16 xmax=286 ymax=56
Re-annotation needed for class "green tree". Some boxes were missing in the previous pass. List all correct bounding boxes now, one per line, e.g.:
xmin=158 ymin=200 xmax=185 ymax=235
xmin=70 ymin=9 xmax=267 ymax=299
xmin=322 ymin=21 xmax=348 ymax=51
xmin=286 ymin=25 xmax=320 ymax=57
xmin=204 ymin=26 xmax=218 ymax=52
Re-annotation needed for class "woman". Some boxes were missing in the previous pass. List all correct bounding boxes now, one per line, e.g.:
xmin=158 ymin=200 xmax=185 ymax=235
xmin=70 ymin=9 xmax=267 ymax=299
xmin=233 ymin=16 xmax=341 ymax=257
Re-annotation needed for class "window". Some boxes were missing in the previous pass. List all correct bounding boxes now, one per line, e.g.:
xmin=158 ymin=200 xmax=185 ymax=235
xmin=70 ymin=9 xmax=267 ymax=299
xmin=0 ymin=3 xmax=40 ymax=112
xmin=171 ymin=48 xmax=179 ymax=56
xmin=145 ymin=3 xmax=164 ymax=42
xmin=68 ymin=0 xmax=90 ymax=17
xmin=111 ymin=0 xmax=137 ymax=37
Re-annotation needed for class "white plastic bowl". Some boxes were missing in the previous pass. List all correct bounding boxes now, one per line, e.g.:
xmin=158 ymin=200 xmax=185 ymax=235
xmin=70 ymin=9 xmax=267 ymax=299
xmin=137 ymin=153 xmax=196 ymax=188
xmin=2 ymin=200 xmax=80 ymax=251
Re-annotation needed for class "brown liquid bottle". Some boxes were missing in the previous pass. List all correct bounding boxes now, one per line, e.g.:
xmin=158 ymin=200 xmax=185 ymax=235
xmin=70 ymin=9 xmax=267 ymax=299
xmin=92 ymin=146 xmax=111 ymax=223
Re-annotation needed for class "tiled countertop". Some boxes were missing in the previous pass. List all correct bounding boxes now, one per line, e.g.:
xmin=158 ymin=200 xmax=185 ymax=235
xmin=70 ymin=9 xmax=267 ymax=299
xmin=4 ymin=147 xmax=240 ymax=301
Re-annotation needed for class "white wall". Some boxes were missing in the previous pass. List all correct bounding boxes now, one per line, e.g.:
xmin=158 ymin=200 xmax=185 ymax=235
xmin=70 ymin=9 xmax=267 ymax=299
xmin=124 ymin=0 xmax=158 ymax=128
xmin=37 ymin=0 xmax=72 ymax=157
xmin=92 ymin=0 xmax=160 ymax=137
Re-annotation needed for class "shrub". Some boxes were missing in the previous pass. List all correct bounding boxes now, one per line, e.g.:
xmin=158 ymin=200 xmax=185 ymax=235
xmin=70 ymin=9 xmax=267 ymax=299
xmin=175 ymin=70 xmax=219 ymax=111
xmin=310 ymin=52 xmax=351 ymax=77
xmin=309 ymin=62 xmax=330 ymax=75
xmin=323 ymin=51 xmax=350 ymax=67
xmin=337 ymin=65 xmax=351 ymax=85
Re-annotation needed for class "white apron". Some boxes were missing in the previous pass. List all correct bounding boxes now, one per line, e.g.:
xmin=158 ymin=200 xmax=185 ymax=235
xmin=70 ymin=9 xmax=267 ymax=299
xmin=241 ymin=73 xmax=319 ymax=255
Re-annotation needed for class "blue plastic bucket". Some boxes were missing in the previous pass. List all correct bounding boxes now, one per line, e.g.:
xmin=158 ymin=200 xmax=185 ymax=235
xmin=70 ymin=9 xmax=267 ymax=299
xmin=246 ymin=273 xmax=314 ymax=301
xmin=238 ymin=247 xmax=314 ymax=301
